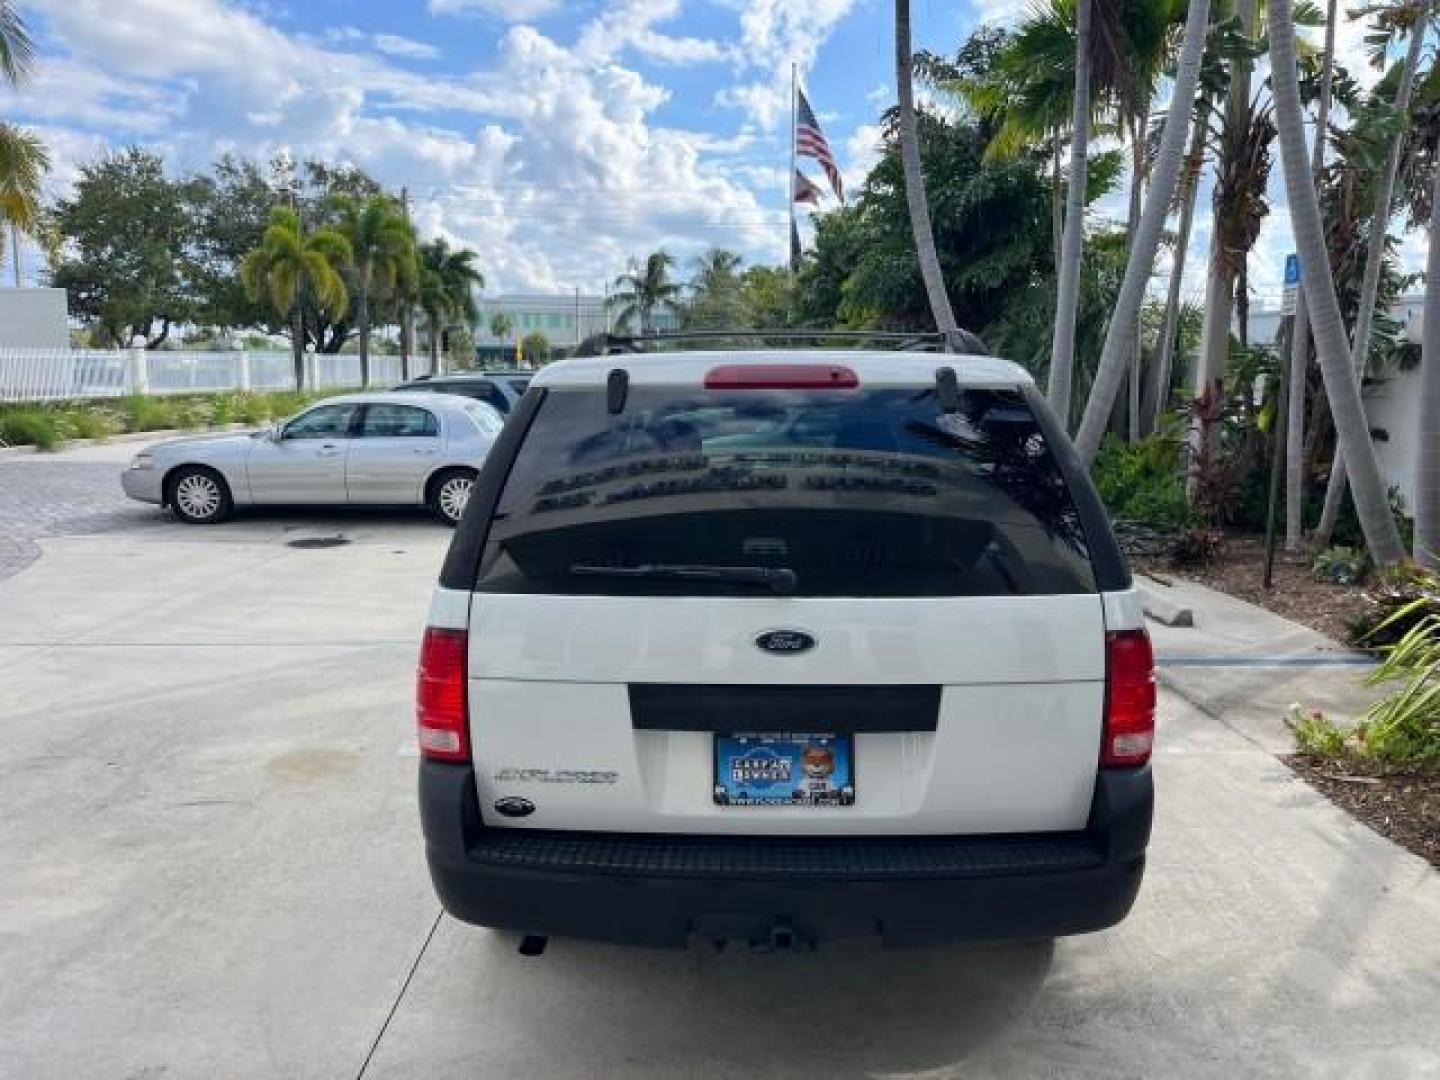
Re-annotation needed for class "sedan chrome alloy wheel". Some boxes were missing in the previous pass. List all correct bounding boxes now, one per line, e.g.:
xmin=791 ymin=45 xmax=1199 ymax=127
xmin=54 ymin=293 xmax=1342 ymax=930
xmin=438 ymin=475 xmax=474 ymax=523
xmin=175 ymin=473 xmax=222 ymax=520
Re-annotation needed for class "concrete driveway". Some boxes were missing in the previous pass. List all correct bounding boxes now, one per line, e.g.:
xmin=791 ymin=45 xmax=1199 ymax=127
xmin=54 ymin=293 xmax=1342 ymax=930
xmin=1 ymin=445 xmax=1437 ymax=1078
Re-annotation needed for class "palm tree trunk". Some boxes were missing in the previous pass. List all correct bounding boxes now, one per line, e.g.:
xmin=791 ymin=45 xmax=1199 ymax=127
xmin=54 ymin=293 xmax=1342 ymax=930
xmin=1313 ymin=19 xmax=1427 ymax=547
xmin=1415 ymin=166 xmax=1440 ymax=567
xmin=400 ymin=305 xmax=413 ymax=381
xmin=1270 ymin=0 xmax=1404 ymax=564
xmin=9 ymin=220 xmax=19 ymax=287
xmin=1050 ymin=127 xmax=1064 ymax=275
xmin=357 ymin=275 xmax=371 ymax=389
xmin=1284 ymin=0 xmax=1338 ymax=553
xmin=895 ymin=0 xmax=960 ymax=345
xmin=1126 ymin=126 xmax=1146 ymax=443
xmin=291 ymin=304 xmax=305 ymax=392
xmin=1146 ymin=99 xmax=1210 ymax=432
xmin=1074 ymin=0 xmax=1211 ymax=464
xmin=1192 ymin=0 xmax=1257 ymax=465
xmin=429 ymin=317 xmax=441 ymax=375
xmin=1047 ymin=0 xmax=1091 ymax=426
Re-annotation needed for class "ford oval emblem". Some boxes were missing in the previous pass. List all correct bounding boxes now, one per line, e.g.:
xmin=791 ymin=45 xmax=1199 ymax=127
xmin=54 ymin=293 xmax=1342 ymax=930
xmin=493 ymin=796 xmax=536 ymax=819
xmin=755 ymin=629 xmax=816 ymax=655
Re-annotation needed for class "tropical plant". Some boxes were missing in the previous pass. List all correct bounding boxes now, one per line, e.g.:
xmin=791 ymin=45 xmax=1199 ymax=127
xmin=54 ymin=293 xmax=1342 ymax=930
xmin=1314 ymin=1 xmax=1434 ymax=546
xmin=1073 ymin=0 xmax=1213 ymax=464
xmin=416 ymin=238 xmax=483 ymax=375
xmin=895 ymin=0 xmax=961 ymax=345
xmin=239 ymin=207 xmax=352 ymax=391
xmin=1311 ymin=544 xmax=1370 ymax=585
xmin=1193 ymin=0 xmax=1261 ymax=413
xmin=0 ymin=123 xmax=49 ymax=286
xmin=683 ymin=248 xmax=747 ymax=331
xmin=328 ymin=194 xmax=416 ymax=388
xmin=0 ymin=0 xmax=34 ymax=87
xmin=1269 ymin=0 xmax=1405 ymax=564
xmin=488 ymin=311 xmax=514 ymax=341
xmin=521 ymin=331 xmax=551 ymax=366
xmin=610 ymin=251 xmax=681 ymax=334
xmin=1091 ymin=428 xmax=1193 ymax=526
xmin=1285 ymin=0 xmax=1341 ymax=552
xmin=1360 ymin=583 xmax=1440 ymax=765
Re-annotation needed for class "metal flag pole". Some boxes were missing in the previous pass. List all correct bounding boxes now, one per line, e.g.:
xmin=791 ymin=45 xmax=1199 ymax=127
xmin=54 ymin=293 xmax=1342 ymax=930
xmin=788 ymin=61 xmax=797 ymax=279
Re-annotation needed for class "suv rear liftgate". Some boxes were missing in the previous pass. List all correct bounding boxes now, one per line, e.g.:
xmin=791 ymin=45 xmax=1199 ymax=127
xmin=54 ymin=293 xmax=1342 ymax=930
xmin=418 ymin=355 xmax=1154 ymax=949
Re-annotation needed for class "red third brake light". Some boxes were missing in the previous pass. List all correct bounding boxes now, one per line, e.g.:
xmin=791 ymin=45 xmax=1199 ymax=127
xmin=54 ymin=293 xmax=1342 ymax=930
xmin=704 ymin=363 xmax=859 ymax=390
xmin=416 ymin=627 xmax=469 ymax=762
xmin=1102 ymin=628 xmax=1155 ymax=768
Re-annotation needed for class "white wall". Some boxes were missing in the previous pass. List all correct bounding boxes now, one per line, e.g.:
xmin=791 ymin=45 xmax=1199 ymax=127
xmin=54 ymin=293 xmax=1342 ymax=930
xmin=1247 ymin=296 xmax=1425 ymax=512
xmin=0 ymin=289 xmax=68 ymax=348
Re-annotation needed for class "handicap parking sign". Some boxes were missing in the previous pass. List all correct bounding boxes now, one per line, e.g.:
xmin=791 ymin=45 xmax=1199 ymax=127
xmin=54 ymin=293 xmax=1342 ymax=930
xmin=1284 ymin=254 xmax=1300 ymax=287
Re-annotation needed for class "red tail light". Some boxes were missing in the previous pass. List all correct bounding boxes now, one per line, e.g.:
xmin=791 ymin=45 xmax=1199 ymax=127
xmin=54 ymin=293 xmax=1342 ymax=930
xmin=1102 ymin=628 xmax=1155 ymax=768
xmin=704 ymin=363 xmax=859 ymax=390
xmin=416 ymin=627 xmax=469 ymax=762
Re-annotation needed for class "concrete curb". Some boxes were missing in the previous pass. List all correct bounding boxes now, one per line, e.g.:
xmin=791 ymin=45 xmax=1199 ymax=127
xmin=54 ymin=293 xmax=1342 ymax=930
xmin=0 ymin=424 xmax=254 ymax=459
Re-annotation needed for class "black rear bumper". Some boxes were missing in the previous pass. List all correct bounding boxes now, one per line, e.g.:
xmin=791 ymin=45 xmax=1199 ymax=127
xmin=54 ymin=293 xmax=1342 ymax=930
xmin=420 ymin=760 xmax=1151 ymax=948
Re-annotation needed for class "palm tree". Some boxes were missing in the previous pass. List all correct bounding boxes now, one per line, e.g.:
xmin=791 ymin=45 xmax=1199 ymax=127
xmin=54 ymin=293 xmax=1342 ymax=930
xmin=0 ymin=1 xmax=34 ymax=87
xmin=240 ymin=207 xmax=352 ymax=391
xmin=610 ymin=251 xmax=681 ymax=334
xmin=1314 ymin=1 xmax=1432 ymax=546
xmin=0 ymin=123 xmax=48 ymax=287
xmin=1074 ymin=0 xmax=1213 ymax=463
xmin=1416 ymin=162 xmax=1440 ymax=568
xmin=895 ymin=0 xmax=960 ymax=347
xmin=1193 ymin=0 xmax=1260 ymax=415
xmin=1 ymin=1 xmax=42 ymax=288
xmin=417 ymin=238 xmax=483 ymax=374
xmin=1284 ymin=0 xmax=1340 ymax=552
xmin=329 ymin=194 xmax=415 ymax=388
xmin=489 ymin=311 xmax=514 ymax=342
xmin=1049 ymin=0 xmax=1093 ymax=425
xmin=1269 ymin=0 xmax=1405 ymax=564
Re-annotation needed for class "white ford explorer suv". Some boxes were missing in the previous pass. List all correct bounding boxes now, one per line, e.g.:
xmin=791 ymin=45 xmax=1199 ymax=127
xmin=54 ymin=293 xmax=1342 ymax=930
xmin=416 ymin=347 xmax=1153 ymax=951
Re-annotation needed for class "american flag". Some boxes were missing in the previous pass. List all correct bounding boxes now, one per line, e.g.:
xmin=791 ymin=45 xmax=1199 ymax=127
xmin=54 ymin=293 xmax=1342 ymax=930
xmin=792 ymin=168 xmax=823 ymax=205
xmin=796 ymin=88 xmax=843 ymax=202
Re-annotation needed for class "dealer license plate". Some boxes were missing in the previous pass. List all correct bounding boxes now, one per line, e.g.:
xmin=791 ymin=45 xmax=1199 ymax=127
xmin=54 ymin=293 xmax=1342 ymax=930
xmin=713 ymin=733 xmax=855 ymax=807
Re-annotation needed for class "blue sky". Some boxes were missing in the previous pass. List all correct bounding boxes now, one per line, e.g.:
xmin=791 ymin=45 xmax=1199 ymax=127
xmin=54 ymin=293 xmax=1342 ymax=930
xmin=0 ymin=0 xmax=1422 ymax=301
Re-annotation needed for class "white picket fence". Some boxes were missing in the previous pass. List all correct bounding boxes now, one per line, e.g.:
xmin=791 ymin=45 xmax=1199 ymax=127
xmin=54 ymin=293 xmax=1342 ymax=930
xmin=0 ymin=348 xmax=411 ymax=402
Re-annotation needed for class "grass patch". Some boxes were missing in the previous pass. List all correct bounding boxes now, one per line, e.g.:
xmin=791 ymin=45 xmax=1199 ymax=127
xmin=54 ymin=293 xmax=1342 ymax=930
xmin=1 ymin=409 xmax=66 ymax=451
xmin=0 ymin=389 xmax=332 ymax=448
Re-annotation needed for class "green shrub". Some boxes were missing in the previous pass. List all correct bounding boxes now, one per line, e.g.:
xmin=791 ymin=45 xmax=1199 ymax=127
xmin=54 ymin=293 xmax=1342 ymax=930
xmin=1349 ymin=565 xmax=1440 ymax=648
xmin=1311 ymin=546 xmax=1370 ymax=587
xmin=1289 ymin=706 xmax=1353 ymax=757
xmin=118 ymin=395 xmax=180 ymax=431
xmin=1 ymin=409 xmax=65 ymax=451
xmin=1091 ymin=431 xmax=1193 ymax=528
xmin=63 ymin=408 xmax=117 ymax=440
xmin=167 ymin=397 xmax=214 ymax=429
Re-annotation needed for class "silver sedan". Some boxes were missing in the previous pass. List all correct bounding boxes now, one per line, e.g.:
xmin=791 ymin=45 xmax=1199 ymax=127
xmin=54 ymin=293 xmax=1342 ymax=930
xmin=120 ymin=391 xmax=504 ymax=525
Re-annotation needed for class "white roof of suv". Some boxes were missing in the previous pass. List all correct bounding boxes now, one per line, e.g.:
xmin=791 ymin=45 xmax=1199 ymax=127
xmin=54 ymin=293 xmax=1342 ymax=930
xmin=529 ymin=349 xmax=1035 ymax=390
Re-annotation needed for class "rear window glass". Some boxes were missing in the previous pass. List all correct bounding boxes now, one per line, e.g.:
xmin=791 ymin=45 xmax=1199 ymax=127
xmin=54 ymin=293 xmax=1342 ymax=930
xmin=477 ymin=386 xmax=1095 ymax=597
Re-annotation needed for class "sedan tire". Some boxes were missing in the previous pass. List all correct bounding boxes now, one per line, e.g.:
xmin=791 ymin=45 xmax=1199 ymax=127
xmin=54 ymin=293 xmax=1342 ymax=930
xmin=428 ymin=468 xmax=477 ymax=527
xmin=167 ymin=466 xmax=234 ymax=525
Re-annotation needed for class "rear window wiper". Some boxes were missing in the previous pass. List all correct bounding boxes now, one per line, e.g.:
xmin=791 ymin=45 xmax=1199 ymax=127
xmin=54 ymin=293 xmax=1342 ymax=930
xmin=568 ymin=562 xmax=798 ymax=595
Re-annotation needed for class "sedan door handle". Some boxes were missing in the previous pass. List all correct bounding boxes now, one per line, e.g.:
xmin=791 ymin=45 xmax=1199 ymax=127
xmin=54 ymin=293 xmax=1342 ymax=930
xmin=412 ymin=447 xmax=439 ymax=455
xmin=316 ymin=445 xmax=343 ymax=457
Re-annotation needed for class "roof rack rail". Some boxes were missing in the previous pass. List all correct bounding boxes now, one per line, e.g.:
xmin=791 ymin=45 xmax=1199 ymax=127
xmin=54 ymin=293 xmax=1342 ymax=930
xmin=573 ymin=328 xmax=988 ymax=358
